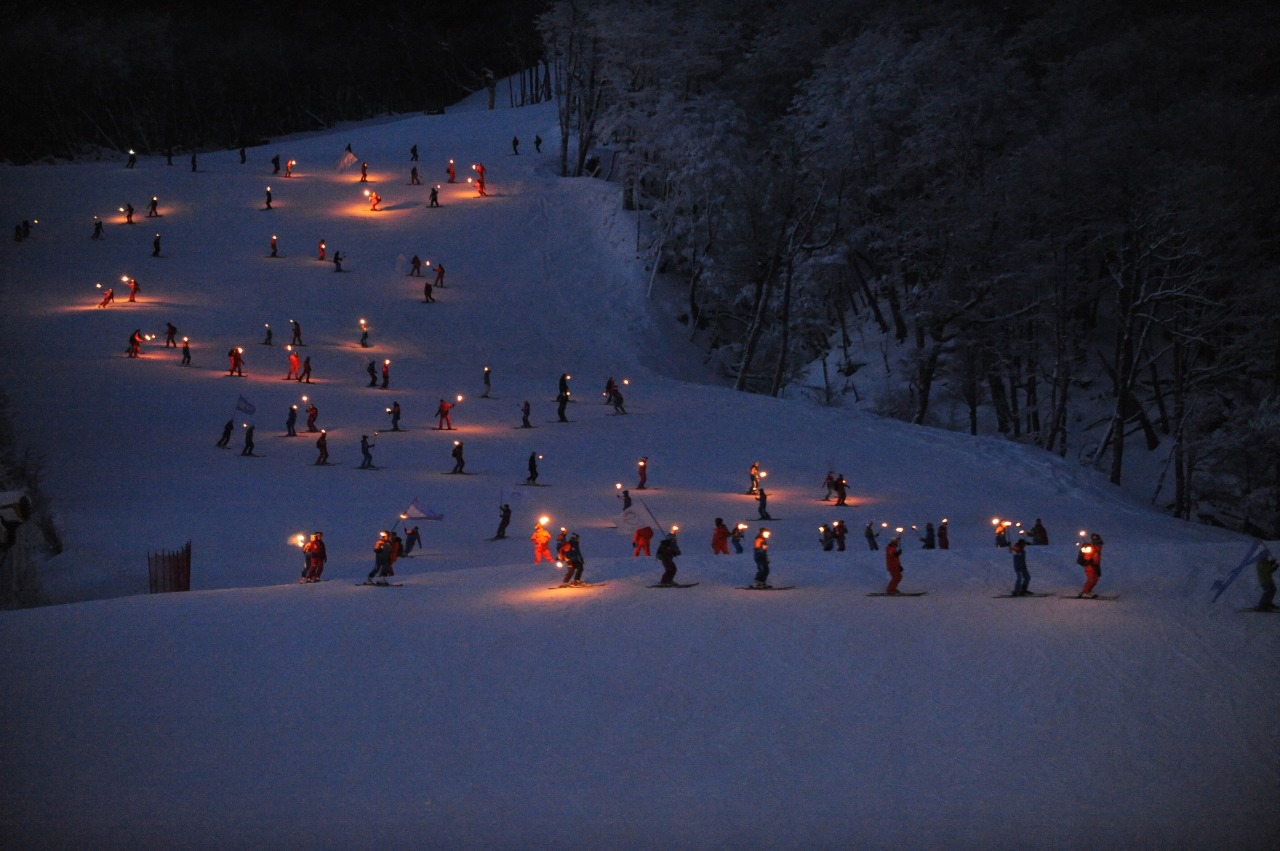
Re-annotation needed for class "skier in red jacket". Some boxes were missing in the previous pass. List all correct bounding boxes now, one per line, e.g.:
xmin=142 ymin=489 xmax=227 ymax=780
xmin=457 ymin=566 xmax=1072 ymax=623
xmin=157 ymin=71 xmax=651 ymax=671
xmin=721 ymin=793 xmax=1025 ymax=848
xmin=1078 ymin=533 xmax=1104 ymax=598
xmin=885 ymin=536 xmax=903 ymax=594
xmin=711 ymin=518 xmax=730 ymax=554
xmin=632 ymin=525 xmax=654 ymax=557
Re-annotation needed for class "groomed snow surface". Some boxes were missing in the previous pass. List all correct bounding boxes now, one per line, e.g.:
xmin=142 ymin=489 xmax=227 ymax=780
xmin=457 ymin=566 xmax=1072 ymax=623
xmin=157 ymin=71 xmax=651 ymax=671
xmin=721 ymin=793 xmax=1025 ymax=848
xmin=1 ymin=91 xmax=1277 ymax=849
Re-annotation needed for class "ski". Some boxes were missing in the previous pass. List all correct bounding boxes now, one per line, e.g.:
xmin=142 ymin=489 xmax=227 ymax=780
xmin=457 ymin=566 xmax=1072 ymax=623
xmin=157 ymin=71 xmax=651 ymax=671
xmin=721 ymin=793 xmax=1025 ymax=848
xmin=992 ymin=593 xmax=1054 ymax=598
xmin=867 ymin=592 xmax=927 ymax=597
xmin=647 ymin=582 xmax=700 ymax=588
xmin=547 ymin=582 xmax=606 ymax=589
xmin=738 ymin=585 xmax=796 ymax=591
xmin=356 ymin=581 xmax=404 ymax=587
xmin=1059 ymin=594 xmax=1120 ymax=601
xmin=517 ymin=482 xmax=549 ymax=487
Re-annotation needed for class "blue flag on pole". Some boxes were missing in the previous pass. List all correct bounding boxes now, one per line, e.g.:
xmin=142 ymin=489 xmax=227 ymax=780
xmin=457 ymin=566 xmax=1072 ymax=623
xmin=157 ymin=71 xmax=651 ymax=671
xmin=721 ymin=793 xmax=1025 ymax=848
xmin=235 ymin=395 xmax=256 ymax=416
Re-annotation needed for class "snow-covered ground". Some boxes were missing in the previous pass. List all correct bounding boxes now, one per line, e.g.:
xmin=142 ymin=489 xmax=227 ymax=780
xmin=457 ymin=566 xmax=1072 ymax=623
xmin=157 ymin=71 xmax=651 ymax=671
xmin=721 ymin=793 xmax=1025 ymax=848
xmin=1 ymin=90 xmax=1277 ymax=849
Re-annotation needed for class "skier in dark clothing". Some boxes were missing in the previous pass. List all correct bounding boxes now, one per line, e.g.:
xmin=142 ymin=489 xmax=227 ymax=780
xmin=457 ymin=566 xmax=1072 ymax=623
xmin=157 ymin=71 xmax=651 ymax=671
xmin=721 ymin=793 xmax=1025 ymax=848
xmin=512 ymin=136 xmax=520 ymax=155
xmin=388 ymin=401 xmax=401 ymax=431
xmin=534 ymin=135 xmax=542 ymax=153
xmin=832 ymin=520 xmax=847 ymax=551
xmin=560 ymin=533 xmax=585 ymax=585
xmin=240 ymin=424 xmax=255 ymax=456
xmin=920 ymin=522 xmax=936 ymax=549
xmin=833 ymin=474 xmax=848 ymax=506
xmin=450 ymin=441 xmax=465 ymax=473
xmin=359 ymin=434 xmax=375 ymax=468
xmin=181 ymin=337 xmax=191 ymax=365
xmin=298 ymin=357 xmax=311 ymax=384
xmin=520 ymin=400 xmax=532 ymax=428
xmin=482 ymin=366 xmax=491 ymax=398
xmin=272 ymin=154 xmax=280 ymax=174
xmin=637 ymin=457 xmax=647 ymax=489
xmin=756 ymin=488 xmax=772 ymax=520
xmin=865 ymin=522 xmax=880 ymax=551
xmin=306 ymin=404 xmax=319 ymax=432
xmin=403 ymin=525 xmax=421 ymax=555
xmin=1010 ymin=538 xmax=1032 ymax=596
xmin=315 ymin=430 xmax=329 ymax=464
xmin=495 ymin=504 xmax=512 ymax=539
xmin=367 ymin=531 xmax=393 ymax=584
xmin=618 ymin=489 xmax=631 ymax=510
xmin=216 ymin=419 xmax=234 ymax=448
xmin=938 ymin=521 xmax=950 ymax=550
xmin=656 ymin=530 xmax=682 ymax=585
xmin=285 ymin=405 xmax=297 ymax=436
xmin=367 ymin=361 xmax=378 ymax=387
xmin=381 ymin=360 xmax=390 ymax=389
xmin=291 ymin=320 xmax=303 ymax=346
xmin=752 ymin=528 xmax=771 ymax=588
xmin=429 ymin=186 xmax=439 ymax=207
xmin=527 ymin=451 xmax=540 ymax=484
xmin=1030 ymin=519 xmax=1049 ymax=546
xmin=556 ymin=392 xmax=569 ymax=422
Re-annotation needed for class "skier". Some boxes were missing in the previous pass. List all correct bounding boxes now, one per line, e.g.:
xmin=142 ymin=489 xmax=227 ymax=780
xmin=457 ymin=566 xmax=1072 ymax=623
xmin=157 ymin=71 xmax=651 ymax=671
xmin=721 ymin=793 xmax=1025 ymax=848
xmin=656 ymin=529 xmax=682 ymax=585
xmin=228 ymin=347 xmax=244 ymax=376
xmin=381 ymin=360 xmax=390 ymax=389
xmin=752 ymin=528 xmax=771 ymax=588
xmin=240 ymin=424 xmax=255 ymax=456
xmin=152 ymin=233 xmax=161 ymax=257
xmin=126 ymin=150 xmax=137 ymax=168
xmin=298 ymin=357 xmax=312 ymax=384
xmin=823 ymin=471 xmax=836 ymax=500
xmin=749 ymin=461 xmax=760 ymax=494
xmin=146 ymin=196 xmax=159 ymax=217
xmin=164 ymin=322 xmax=177 ymax=347
xmin=216 ymin=418 xmax=234 ymax=448
xmin=429 ymin=186 xmax=439 ymax=207
xmin=368 ymin=191 xmax=380 ymax=211
xmin=604 ymin=377 xmax=617 ymax=404
xmin=865 ymin=522 xmax=880 ymax=551
xmin=127 ymin=329 xmax=142 ymax=358
xmin=436 ymin=398 xmax=454 ymax=430
xmin=938 ymin=521 xmax=950 ymax=550
xmin=410 ymin=255 xmax=422 ymax=276
xmin=318 ymin=240 xmax=326 ymax=261
xmin=520 ymin=400 xmax=532 ymax=428
xmin=305 ymin=403 xmax=319 ymax=432
xmin=482 ymin=366 xmax=491 ymax=398
xmin=315 ymin=430 xmax=329 ymax=464
xmin=285 ymin=405 xmax=297 ymax=436
xmin=333 ymin=251 xmax=344 ymax=272
xmin=286 ymin=350 xmax=300 ymax=380
xmin=92 ymin=219 xmax=104 ymax=239
xmin=367 ymin=531 xmax=393 ymax=584
xmin=711 ymin=518 xmax=730 ymax=554
xmin=995 ymin=523 xmax=1010 ymax=548
xmin=263 ymin=325 xmax=273 ymax=346
xmin=403 ymin=526 xmax=421 ymax=556
xmin=124 ymin=203 xmax=134 ymax=223
xmin=1077 ymin=533 xmax=1104 ymax=598
xmin=920 ymin=522 xmax=936 ymax=549
xmin=447 ymin=159 xmax=456 ymax=183
xmin=270 ymin=235 xmax=278 ymax=257
xmin=1256 ymin=553 xmax=1278 ymax=611
xmin=730 ymin=523 xmax=746 ymax=554
xmin=617 ymin=489 xmax=630 ymax=509
xmin=272 ymin=154 xmax=280 ymax=174
xmin=531 ymin=521 xmax=553 ymax=563
xmin=180 ymin=337 xmax=191 ymax=366
xmin=833 ymin=474 xmax=848 ymax=506
xmin=512 ymin=136 xmax=520 ymax=155
xmin=410 ymin=166 xmax=420 ymax=185
xmin=831 ymin=520 xmax=847 ymax=551
xmin=885 ymin=535 xmax=904 ymax=594
xmin=1010 ymin=538 xmax=1032 ymax=596
xmin=632 ymin=524 xmax=654 ymax=557
xmin=434 ymin=263 xmax=445 ymax=288
xmin=126 ymin=277 xmax=140 ymax=302
xmin=97 ymin=287 xmax=114 ymax=307
xmin=637 ymin=457 xmax=648 ymax=489
xmin=820 ymin=524 xmax=836 ymax=552
xmin=302 ymin=532 xmax=327 ymax=582
xmin=1030 ymin=519 xmax=1049 ymax=546
xmin=534 ymin=135 xmax=542 ymax=153
xmin=389 ymin=532 xmax=403 ymax=571
xmin=423 ymin=278 xmax=435 ymax=302
xmin=527 ymin=452 xmax=539 ymax=484
xmin=388 ymin=401 xmax=401 ymax=431
xmin=559 ymin=373 xmax=571 ymax=396
xmin=610 ymin=388 xmax=626 ymax=414
xmin=561 ymin=533 xmax=585 ymax=586
xmin=359 ymin=434 xmax=375 ymax=469
xmin=291 ymin=320 xmax=303 ymax=346
xmin=450 ymin=441 xmax=465 ymax=474
xmin=265 ymin=187 xmax=272 ymax=209
xmin=756 ymin=488 xmax=772 ymax=520
xmin=366 ymin=361 xmax=378 ymax=387
xmin=494 ymin=504 xmax=511 ymax=539
xmin=556 ymin=391 xmax=569 ymax=422
xmin=359 ymin=162 xmax=369 ymax=182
